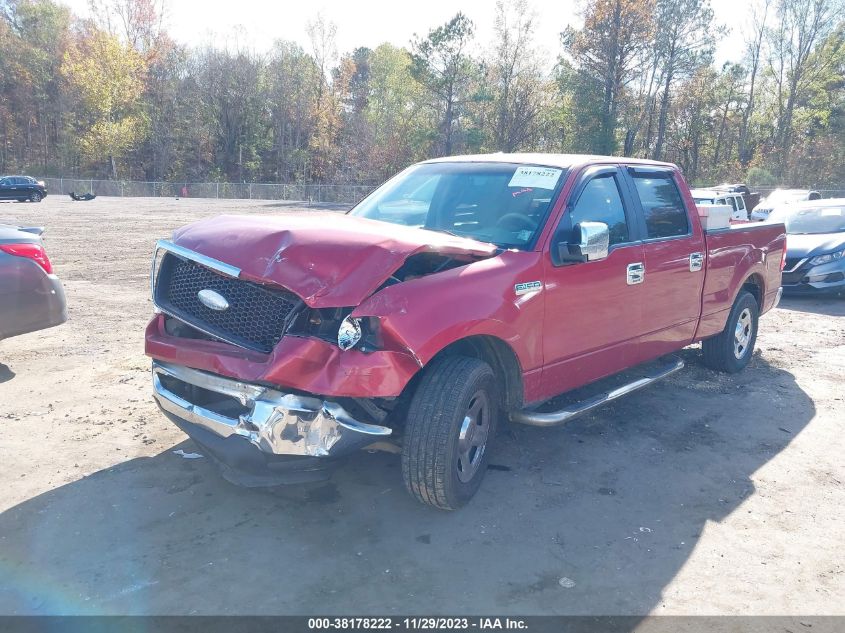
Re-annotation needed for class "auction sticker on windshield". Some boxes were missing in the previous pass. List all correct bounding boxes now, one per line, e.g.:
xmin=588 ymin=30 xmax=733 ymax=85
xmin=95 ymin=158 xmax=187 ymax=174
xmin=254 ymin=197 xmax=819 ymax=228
xmin=508 ymin=166 xmax=562 ymax=189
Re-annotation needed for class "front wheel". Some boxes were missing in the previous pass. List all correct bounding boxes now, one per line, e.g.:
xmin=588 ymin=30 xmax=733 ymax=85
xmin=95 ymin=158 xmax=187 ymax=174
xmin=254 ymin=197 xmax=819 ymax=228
xmin=29 ymin=192 xmax=42 ymax=203
xmin=702 ymin=290 xmax=759 ymax=373
xmin=401 ymin=355 xmax=498 ymax=510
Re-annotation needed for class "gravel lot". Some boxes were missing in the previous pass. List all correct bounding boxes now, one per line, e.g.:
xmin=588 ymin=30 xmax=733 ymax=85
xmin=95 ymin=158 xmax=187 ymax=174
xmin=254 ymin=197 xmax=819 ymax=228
xmin=0 ymin=196 xmax=843 ymax=615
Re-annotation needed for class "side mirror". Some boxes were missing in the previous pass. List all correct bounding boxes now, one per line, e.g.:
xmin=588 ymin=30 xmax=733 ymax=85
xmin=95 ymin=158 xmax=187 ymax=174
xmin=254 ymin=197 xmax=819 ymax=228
xmin=554 ymin=221 xmax=610 ymax=265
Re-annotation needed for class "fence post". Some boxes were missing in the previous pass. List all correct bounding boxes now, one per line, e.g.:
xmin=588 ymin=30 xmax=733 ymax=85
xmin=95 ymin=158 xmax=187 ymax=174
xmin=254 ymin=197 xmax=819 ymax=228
xmin=249 ymin=183 xmax=252 ymax=199
xmin=90 ymin=178 xmax=93 ymax=194
xmin=216 ymin=182 xmax=219 ymax=198
xmin=121 ymin=181 xmax=124 ymax=197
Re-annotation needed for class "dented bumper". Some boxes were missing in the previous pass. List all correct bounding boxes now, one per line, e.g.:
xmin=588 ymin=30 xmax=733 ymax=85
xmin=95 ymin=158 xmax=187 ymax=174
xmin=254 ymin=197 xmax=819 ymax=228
xmin=145 ymin=314 xmax=421 ymax=398
xmin=153 ymin=360 xmax=392 ymax=484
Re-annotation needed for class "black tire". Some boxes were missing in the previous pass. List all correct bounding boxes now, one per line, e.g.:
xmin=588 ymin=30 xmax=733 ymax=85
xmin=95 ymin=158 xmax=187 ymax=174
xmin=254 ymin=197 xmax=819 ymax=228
xmin=29 ymin=192 xmax=42 ymax=203
xmin=702 ymin=290 xmax=759 ymax=373
xmin=401 ymin=355 xmax=498 ymax=510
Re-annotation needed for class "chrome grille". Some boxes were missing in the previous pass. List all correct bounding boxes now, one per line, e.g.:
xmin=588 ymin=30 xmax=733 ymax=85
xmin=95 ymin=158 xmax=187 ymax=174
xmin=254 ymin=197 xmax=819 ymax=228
xmin=154 ymin=252 xmax=303 ymax=353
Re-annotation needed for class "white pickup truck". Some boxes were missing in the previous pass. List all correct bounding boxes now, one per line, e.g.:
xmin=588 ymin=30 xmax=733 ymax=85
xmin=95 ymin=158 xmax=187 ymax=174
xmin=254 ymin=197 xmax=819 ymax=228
xmin=690 ymin=189 xmax=749 ymax=222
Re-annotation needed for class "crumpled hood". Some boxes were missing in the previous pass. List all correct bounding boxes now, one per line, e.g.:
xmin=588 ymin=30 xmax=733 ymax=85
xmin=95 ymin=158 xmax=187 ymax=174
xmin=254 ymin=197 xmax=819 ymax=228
xmin=172 ymin=213 xmax=498 ymax=307
xmin=786 ymin=232 xmax=845 ymax=258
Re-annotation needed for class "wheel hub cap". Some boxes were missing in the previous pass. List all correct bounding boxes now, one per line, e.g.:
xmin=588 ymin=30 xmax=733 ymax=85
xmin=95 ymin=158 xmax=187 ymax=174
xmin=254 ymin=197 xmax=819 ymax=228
xmin=456 ymin=391 xmax=490 ymax=483
xmin=733 ymin=308 xmax=752 ymax=359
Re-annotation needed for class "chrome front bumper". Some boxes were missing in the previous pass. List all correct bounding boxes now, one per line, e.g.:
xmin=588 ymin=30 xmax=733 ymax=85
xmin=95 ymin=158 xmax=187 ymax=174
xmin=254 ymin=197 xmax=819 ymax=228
xmin=152 ymin=361 xmax=391 ymax=458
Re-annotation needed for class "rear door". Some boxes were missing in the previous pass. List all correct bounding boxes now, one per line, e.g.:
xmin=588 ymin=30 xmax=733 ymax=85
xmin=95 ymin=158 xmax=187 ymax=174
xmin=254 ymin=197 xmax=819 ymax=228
xmin=623 ymin=167 xmax=706 ymax=362
xmin=733 ymin=194 xmax=747 ymax=220
xmin=540 ymin=165 xmax=645 ymax=396
xmin=15 ymin=177 xmax=32 ymax=197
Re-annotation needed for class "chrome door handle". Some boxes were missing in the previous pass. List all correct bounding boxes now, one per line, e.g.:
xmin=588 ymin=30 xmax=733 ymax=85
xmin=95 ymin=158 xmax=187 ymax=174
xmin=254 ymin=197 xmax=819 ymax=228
xmin=627 ymin=262 xmax=645 ymax=285
xmin=689 ymin=252 xmax=704 ymax=272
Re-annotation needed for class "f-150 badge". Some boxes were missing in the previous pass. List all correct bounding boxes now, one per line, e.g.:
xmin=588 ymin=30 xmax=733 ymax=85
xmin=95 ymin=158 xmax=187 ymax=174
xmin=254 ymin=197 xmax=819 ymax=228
xmin=514 ymin=281 xmax=542 ymax=295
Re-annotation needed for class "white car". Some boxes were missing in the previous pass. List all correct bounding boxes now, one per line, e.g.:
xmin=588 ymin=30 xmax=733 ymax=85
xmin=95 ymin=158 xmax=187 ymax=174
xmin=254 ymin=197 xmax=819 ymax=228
xmin=690 ymin=189 xmax=749 ymax=221
xmin=750 ymin=189 xmax=821 ymax=221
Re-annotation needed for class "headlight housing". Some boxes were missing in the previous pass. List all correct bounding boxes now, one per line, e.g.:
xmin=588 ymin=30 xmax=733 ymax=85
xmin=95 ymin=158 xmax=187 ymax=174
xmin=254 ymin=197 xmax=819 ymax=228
xmin=809 ymin=248 xmax=845 ymax=266
xmin=337 ymin=315 xmax=363 ymax=351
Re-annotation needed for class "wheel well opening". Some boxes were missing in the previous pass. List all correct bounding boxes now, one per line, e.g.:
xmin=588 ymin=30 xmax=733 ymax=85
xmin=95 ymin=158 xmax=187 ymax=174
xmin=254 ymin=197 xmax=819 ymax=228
xmin=429 ymin=335 xmax=524 ymax=411
xmin=742 ymin=274 xmax=764 ymax=308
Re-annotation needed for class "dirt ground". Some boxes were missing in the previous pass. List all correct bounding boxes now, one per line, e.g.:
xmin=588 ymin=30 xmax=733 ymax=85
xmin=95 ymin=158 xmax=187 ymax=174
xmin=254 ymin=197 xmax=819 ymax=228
xmin=0 ymin=195 xmax=843 ymax=616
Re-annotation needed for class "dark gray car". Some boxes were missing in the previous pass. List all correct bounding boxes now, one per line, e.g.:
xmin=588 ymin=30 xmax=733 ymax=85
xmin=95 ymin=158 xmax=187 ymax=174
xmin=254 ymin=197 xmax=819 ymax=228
xmin=0 ymin=224 xmax=67 ymax=341
xmin=770 ymin=200 xmax=845 ymax=295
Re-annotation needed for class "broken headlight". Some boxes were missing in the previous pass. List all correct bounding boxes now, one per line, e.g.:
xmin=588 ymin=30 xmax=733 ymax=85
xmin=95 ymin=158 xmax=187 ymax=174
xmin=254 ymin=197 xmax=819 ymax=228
xmin=287 ymin=308 xmax=380 ymax=351
xmin=337 ymin=315 xmax=363 ymax=351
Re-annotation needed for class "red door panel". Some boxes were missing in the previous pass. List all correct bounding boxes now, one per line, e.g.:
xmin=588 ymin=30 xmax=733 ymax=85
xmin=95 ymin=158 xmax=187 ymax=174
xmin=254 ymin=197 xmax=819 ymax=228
xmin=539 ymin=167 xmax=644 ymax=402
xmin=540 ymin=244 xmax=645 ymax=399
xmin=625 ymin=169 xmax=705 ymax=363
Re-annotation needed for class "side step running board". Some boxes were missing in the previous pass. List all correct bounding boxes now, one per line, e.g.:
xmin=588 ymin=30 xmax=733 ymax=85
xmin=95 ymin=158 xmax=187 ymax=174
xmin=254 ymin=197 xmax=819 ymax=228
xmin=511 ymin=356 xmax=685 ymax=427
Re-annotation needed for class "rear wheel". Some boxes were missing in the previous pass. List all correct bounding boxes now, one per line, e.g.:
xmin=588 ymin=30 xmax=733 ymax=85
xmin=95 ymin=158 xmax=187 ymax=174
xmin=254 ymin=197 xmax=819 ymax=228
xmin=29 ymin=192 xmax=42 ymax=203
xmin=401 ymin=355 xmax=498 ymax=510
xmin=702 ymin=290 xmax=759 ymax=373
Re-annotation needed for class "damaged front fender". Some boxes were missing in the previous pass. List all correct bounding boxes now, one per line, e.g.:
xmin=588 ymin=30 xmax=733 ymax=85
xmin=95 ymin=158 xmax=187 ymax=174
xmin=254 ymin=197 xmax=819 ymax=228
xmin=351 ymin=249 xmax=547 ymax=401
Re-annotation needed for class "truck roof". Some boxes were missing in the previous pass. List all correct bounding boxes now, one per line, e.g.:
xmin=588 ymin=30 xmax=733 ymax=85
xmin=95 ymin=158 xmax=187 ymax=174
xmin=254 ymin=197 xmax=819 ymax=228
xmin=423 ymin=153 xmax=676 ymax=170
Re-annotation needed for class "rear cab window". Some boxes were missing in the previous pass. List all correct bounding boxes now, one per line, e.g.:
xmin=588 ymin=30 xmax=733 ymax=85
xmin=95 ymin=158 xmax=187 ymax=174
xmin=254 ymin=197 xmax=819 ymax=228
xmin=629 ymin=172 xmax=690 ymax=239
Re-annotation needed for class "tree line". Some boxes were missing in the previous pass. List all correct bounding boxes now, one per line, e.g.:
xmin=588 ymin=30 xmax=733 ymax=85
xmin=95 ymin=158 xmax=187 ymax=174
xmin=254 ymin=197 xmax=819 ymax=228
xmin=1 ymin=0 xmax=844 ymax=187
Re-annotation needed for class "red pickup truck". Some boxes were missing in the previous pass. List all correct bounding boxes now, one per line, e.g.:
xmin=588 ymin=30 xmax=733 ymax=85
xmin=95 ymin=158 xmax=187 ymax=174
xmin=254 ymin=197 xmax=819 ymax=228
xmin=146 ymin=154 xmax=786 ymax=510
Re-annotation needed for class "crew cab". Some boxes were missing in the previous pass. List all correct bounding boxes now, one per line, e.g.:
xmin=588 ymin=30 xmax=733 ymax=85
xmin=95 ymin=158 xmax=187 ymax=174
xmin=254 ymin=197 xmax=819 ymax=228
xmin=145 ymin=154 xmax=786 ymax=510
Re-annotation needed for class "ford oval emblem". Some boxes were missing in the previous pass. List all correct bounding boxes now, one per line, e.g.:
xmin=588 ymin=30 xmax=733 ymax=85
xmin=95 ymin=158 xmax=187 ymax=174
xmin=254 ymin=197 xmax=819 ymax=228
xmin=197 ymin=289 xmax=230 ymax=311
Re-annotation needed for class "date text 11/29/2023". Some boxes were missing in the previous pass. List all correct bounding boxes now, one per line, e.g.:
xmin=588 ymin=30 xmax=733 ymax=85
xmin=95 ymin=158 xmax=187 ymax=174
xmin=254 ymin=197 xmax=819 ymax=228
xmin=307 ymin=617 xmax=528 ymax=630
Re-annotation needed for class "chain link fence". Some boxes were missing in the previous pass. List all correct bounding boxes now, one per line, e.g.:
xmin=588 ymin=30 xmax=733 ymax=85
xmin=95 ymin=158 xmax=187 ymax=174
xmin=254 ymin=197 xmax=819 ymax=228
xmin=41 ymin=178 xmax=845 ymax=205
xmin=755 ymin=188 xmax=845 ymax=198
xmin=42 ymin=178 xmax=376 ymax=205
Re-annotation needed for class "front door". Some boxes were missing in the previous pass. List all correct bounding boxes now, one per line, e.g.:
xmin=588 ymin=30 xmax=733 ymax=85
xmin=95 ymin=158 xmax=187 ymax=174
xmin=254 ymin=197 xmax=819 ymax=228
xmin=0 ymin=178 xmax=14 ymax=200
xmin=540 ymin=166 xmax=645 ymax=399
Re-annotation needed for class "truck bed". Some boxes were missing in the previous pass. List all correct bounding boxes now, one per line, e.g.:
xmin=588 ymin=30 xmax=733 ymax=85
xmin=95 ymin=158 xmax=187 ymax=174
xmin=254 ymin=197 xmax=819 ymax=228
xmin=696 ymin=222 xmax=786 ymax=341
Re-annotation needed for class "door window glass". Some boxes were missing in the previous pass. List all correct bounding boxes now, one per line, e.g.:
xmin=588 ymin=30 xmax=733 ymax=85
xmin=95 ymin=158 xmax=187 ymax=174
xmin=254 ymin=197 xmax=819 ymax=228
xmin=566 ymin=174 xmax=629 ymax=246
xmin=631 ymin=174 xmax=690 ymax=238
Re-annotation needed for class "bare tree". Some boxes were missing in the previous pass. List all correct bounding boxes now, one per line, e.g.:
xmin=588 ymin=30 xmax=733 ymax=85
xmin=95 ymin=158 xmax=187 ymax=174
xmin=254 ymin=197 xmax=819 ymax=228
xmin=651 ymin=0 xmax=719 ymax=160
xmin=488 ymin=0 xmax=545 ymax=151
xmin=738 ymin=0 xmax=771 ymax=165
xmin=768 ymin=0 xmax=843 ymax=176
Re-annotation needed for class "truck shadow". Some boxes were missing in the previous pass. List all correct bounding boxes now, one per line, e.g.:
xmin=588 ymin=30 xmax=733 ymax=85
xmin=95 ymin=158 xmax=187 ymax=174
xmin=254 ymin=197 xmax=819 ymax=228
xmin=0 ymin=353 xmax=814 ymax=615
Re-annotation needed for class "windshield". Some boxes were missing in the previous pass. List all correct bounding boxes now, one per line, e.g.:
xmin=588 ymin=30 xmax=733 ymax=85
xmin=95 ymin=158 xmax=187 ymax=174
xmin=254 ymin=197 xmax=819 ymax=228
xmin=693 ymin=197 xmax=715 ymax=204
xmin=349 ymin=162 xmax=566 ymax=249
xmin=769 ymin=206 xmax=845 ymax=234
